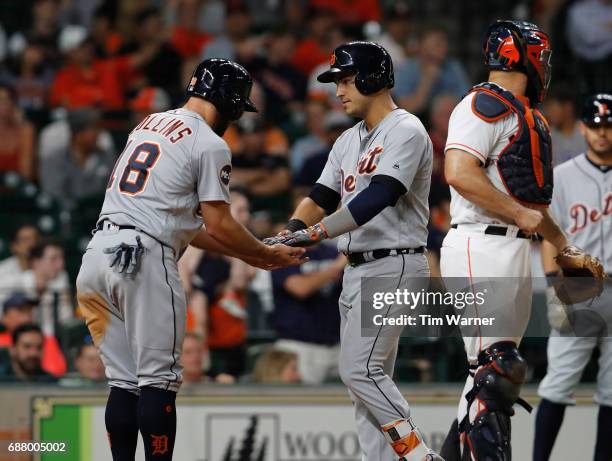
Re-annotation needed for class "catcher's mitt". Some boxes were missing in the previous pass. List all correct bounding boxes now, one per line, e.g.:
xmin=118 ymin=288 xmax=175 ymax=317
xmin=552 ymin=245 xmax=605 ymax=304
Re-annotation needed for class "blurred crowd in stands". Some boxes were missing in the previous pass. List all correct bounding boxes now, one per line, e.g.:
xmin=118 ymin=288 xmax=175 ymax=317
xmin=0 ymin=0 xmax=610 ymax=385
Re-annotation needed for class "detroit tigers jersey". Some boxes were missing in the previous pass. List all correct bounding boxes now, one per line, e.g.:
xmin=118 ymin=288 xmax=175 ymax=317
xmin=549 ymin=154 xmax=612 ymax=271
xmin=99 ymin=108 xmax=232 ymax=254
xmin=445 ymin=89 xmax=521 ymax=226
xmin=316 ymin=108 xmax=432 ymax=252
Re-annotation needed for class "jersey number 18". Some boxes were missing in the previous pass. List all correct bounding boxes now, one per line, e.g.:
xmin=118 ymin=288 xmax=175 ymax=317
xmin=107 ymin=141 xmax=161 ymax=196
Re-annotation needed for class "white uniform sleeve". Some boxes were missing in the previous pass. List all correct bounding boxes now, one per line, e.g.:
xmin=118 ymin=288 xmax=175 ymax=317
xmin=375 ymin=127 xmax=431 ymax=191
xmin=196 ymin=144 xmax=232 ymax=203
xmin=445 ymin=94 xmax=500 ymax=164
xmin=316 ymin=142 xmax=342 ymax=193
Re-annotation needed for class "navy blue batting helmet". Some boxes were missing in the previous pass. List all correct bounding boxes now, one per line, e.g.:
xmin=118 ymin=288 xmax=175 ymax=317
xmin=316 ymin=41 xmax=394 ymax=95
xmin=186 ymin=58 xmax=257 ymax=121
xmin=581 ymin=93 xmax=612 ymax=126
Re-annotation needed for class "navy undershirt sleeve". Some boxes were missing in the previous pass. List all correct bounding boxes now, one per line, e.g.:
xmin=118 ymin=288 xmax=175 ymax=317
xmin=346 ymin=175 xmax=407 ymax=226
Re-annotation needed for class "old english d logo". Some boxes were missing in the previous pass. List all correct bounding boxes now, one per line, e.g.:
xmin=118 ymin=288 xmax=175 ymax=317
xmin=151 ymin=434 xmax=169 ymax=455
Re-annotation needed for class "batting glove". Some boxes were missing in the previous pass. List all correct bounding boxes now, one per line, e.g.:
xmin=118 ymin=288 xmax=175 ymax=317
xmin=263 ymin=223 xmax=328 ymax=247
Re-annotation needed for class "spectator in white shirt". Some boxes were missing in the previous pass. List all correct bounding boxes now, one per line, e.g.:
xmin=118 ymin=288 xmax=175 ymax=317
xmin=0 ymin=240 xmax=72 ymax=337
xmin=0 ymin=223 xmax=40 ymax=279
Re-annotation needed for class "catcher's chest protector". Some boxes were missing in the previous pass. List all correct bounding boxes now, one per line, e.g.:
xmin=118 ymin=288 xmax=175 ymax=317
xmin=470 ymin=83 xmax=553 ymax=207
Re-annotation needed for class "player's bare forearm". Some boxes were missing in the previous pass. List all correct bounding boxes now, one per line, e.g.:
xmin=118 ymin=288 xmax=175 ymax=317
xmin=291 ymin=197 xmax=326 ymax=226
xmin=537 ymin=209 xmax=569 ymax=251
xmin=190 ymin=228 xmax=242 ymax=258
xmin=445 ymin=149 xmax=524 ymax=223
xmin=541 ymin=239 xmax=560 ymax=274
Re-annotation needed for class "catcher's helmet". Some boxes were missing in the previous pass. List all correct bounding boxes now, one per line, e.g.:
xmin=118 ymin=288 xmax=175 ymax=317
xmin=484 ymin=20 xmax=552 ymax=104
xmin=186 ymin=58 xmax=257 ymax=121
xmin=581 ymin=93 xmax=612 ymax=126
xmin=316 ymin=41 xmax=394 ymax=95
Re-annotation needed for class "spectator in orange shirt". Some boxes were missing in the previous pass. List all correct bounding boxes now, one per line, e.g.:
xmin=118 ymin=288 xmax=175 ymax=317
xmin=169 ymin=0 xmax=212 ymax=60
xmin=50 ymin=26 xmax=123 ymax=109
xmin=291 ymin=6 xmax=339 ymax=76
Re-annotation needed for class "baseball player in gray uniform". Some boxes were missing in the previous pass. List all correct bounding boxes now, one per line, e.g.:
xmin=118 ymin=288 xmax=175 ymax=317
xmin=265 ymin=42 xmax=442 ymax=461
xmin=533 ymin=93 xmax=612 ymax=461
xmin=76 ymin=59 xmax=304 ymax=461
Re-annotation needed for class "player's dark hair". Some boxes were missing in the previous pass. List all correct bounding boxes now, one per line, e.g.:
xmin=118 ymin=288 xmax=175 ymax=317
xmin=12 ymin=323 xmax=43 ymax=345
xmin=28 ymin=239 xmax=63 ymax=262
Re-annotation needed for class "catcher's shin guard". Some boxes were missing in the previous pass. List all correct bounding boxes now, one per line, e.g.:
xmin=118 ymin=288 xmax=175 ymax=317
xmin=460 ymin=342 xmax=532 ymax=461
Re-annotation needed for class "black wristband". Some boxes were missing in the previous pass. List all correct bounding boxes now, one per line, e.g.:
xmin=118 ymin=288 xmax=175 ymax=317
xmin=285 ymin=218 xmax=307 ymax=232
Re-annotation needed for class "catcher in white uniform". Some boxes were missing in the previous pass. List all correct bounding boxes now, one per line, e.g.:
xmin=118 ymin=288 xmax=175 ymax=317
xmin=438 ymin=21 xmax=603 ymax=461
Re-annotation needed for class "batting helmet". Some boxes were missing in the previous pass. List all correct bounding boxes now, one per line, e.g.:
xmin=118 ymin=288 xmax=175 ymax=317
xmin=186 ymin=58 xmax=257 ymax=121
xmin=316 ymin=41 xmax=394 ymax=95
xmin=484 ymin=20 xmax=552 ymax=104
xmin=581 ymin=93 xmax=612 ymax=126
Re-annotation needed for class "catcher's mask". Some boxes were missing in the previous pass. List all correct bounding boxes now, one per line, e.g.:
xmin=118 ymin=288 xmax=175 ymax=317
xmin=484 ymin=20 xmax=552 ymax=104
xmin=316 ymin=41 xmax=394 ymax=95
xmin=186 ymin=58 xmax=258 ymax=121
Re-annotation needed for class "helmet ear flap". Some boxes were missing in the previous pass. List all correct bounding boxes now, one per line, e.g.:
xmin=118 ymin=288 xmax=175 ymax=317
xmin=355 ymin=54 xmax=391 ymax=95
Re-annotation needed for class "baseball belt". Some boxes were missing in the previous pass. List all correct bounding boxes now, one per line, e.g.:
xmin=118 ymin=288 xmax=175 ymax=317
xmin=451 ymin=224 xmax=532 ymax=239
xmin=345 ymin=247 xmax=425 ymax=267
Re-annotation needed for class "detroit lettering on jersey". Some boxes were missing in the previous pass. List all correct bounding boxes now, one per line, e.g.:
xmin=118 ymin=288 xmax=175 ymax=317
xmin=131 ymin=113 xmax=194 ymax=144
xmin=551 ymin=154 xmax=612 ymax=269
xmin=316 ymin=109 xmax=432 ymax=252
xmin=569 ymin=192 xmax=612 ymax=234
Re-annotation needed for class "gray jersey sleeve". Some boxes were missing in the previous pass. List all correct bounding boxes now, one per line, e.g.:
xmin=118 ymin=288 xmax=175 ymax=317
xmin=195 ymin=143 xmax=232 ymax=203
xmin=375 ymin=127 xmax=432 ymax=191
xmin=316 ymin=140 xmax=343 ymax=193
